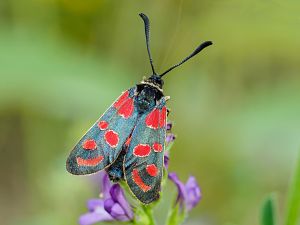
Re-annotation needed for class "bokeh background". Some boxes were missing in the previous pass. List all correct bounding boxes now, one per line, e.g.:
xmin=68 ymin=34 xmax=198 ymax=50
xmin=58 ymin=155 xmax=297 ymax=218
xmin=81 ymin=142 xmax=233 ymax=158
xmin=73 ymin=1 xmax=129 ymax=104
xmin=0 ymin=1 xmax=299 ymax=225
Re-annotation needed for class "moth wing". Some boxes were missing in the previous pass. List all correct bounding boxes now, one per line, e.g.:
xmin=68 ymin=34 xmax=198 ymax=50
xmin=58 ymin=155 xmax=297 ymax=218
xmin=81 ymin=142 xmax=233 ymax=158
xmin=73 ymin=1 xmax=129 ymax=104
xmin=66 ymin=87 xmax=139 ymax=175
xmin=124 ymin=98 xmax=167 ymax=204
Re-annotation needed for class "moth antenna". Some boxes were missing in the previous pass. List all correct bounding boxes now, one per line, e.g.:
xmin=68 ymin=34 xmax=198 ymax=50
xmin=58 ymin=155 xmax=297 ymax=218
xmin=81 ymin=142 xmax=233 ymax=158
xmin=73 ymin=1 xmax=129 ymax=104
xmin=139 ymin=13 xmax=156 ymax=75
xmin=160 ymin=41 xmax=213 ymax=77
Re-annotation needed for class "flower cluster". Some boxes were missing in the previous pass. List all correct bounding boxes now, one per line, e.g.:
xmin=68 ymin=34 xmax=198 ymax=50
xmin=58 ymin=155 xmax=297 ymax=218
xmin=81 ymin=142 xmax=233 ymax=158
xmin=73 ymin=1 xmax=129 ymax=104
xmin=79 ymin=122 xmax=201 ymax=225
xmin=168 ymin=173 xmax=201 ymax=212
xmin=79 ymin=173 xmax=133 ymax=225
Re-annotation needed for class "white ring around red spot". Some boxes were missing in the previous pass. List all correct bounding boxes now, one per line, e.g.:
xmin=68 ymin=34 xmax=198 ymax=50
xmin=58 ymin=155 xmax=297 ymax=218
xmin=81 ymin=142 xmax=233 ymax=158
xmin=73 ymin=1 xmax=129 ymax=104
xmin=133 ymin=144 xmax=151 ymax=157
xmin=146 ymin=164 xmax=159 ymax=177
xmin=132 ymin=169 xmax=151 ymax=192
xmin=98 ymin=120 xmax=109 ymax=130
xmin=152 ymin=142 xmax=163 ymax=152
xmin=104 ymin=130 xmax=119 ymax=148
xmin=82 ymin=139 xmax=97 ymax=150
xmin=76 ymin=155 xmax=104 ymax=166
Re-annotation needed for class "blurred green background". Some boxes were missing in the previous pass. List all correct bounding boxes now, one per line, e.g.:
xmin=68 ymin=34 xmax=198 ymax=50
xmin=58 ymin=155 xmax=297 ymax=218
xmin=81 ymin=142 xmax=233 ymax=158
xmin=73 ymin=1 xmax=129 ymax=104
xmin=0 ymin=0 xmax=299 ymax=225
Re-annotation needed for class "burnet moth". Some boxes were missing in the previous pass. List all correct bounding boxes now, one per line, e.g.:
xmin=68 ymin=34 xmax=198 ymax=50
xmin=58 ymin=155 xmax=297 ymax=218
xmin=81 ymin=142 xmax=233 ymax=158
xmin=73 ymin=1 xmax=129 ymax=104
xmin=66 ymin=13 xmax=212 ymax=204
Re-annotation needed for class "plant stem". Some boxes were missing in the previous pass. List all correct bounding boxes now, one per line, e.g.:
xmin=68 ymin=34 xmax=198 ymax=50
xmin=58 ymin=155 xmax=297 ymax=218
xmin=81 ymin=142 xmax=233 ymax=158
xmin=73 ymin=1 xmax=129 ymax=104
xmin=142 ymin=205 xmax=156 ymax=225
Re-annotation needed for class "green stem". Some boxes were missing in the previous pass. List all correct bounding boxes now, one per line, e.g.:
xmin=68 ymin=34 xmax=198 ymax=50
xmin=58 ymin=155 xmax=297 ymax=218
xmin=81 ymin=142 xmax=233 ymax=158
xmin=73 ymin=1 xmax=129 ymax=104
xmin=119 ymin=181 xmax=156 ymax=225
xmin=142 ymin=205 xmax=156 ymax=225
xmin=166 ymin=202 xmax=186 ymax=225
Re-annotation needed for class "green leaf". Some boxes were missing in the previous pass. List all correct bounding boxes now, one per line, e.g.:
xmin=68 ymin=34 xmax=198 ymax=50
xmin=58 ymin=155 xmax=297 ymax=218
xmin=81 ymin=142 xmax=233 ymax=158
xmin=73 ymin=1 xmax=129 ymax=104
xmin=261 ymin=194 xmax=276 ymax=225
xmin=285 ymin=152 xmax=300 ymax=225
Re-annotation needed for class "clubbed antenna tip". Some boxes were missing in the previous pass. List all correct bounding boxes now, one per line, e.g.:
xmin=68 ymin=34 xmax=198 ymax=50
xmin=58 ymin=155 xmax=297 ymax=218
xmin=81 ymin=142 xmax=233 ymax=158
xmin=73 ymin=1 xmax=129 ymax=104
xmin=139 ymin=13 xmax=156 ymax=75
xmin=160 ymin=41 xmax=213 ymax=77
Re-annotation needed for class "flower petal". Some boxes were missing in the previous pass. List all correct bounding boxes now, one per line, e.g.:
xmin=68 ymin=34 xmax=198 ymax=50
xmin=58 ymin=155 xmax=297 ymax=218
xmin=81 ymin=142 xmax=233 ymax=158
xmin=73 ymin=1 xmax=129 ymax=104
xmin=166 ymin=134 xmax=176 ymax=144
xmin=104 ymin=198 xmax=130 ymax=221
xmin=79 ymin=210 xmax=113 ymax=225
xmin=104 ymin=198 xmax=114 ymax=213
xmin=164 ymin=155 xmax=169 ymax=169
xmin=87 ymin=199 xmax=104 ymax=212
xmin=111 ymin=203 xmax=130 ymax=221
xmin=166 ymin=122 xmax=173 ymax=131
xmin=185 ymin=176 xmax=201 ymax=211
xmin=101 ymin=173 xmax=112 ymax=198
xmin=168 ymin=172 xmax=187 ymax=208
xmin=109 ymin=184 xmax=134 ymax=219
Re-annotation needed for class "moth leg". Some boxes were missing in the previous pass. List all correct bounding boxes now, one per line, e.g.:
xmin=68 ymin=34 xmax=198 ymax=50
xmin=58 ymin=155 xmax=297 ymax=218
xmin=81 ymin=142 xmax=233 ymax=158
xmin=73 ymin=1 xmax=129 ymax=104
xmin=164 ymin=96 xmax=170 ymax=101
xmin=167 ymin=108 xmax=171 ymax=116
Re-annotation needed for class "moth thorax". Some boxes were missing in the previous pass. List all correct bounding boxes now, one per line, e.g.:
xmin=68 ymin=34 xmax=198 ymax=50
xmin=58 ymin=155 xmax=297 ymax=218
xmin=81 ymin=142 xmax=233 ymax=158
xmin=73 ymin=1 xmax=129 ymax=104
xmin=136 ymin=88 xmax=157 ymax=113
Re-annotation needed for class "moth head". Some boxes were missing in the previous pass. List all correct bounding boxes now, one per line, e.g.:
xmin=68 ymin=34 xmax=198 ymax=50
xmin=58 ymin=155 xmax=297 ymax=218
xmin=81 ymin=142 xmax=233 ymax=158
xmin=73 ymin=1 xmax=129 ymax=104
xmin=146 ymin=74 xmax=164 ymax=89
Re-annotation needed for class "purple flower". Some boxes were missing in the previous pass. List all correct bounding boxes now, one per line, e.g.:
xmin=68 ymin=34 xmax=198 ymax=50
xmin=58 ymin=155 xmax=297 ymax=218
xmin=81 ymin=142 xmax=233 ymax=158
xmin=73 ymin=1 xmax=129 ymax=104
xmin=164 ymin=154 xmax=170 ymax=169
xmin=79 ymin=173 xmax=133 ymax=225
xmin=168 ymin=172 xmax=201 ymax=211
xmin=104 ymin=184 xmax=133 ymax=220
xmin=164 ymin=121 xmax=176 ymax=169
xmin=166 ymin=122 xmax=176 ymax=144
xmin=166 ymin=133 xmax=176 ymax=144
xmin=166 ymin=122 xmax=173 ymax=131
xmin=79 ymin=200 xmax=114 ymax=225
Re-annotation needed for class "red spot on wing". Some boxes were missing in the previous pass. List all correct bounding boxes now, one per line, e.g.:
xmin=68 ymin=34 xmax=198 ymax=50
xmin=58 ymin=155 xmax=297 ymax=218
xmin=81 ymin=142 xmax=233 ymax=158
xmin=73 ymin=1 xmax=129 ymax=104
xmin=82 ymin=139 xmax=97 ymax=150
xmin=98 ymin=121 xmax=108 ymax=130
xmin=105 ymin=130 xmax=119 ymax=148
xmin=114 ymin=91 xmax=129 ymax=108
xmin=159 ymin=107 xmax=167 ymax=128
xmin=133 ymin=144 xmax=151 ymax=157
xmin=76 ymin=155 xmax=104 ymax=166
xmin=117 ymin=98 xmax=134 ymax=118
xmin=145 ymin=109 xmax=159 ymax=129
xmin=146 ymin=164 xmax=159 ymax=177
xmin=153 ymin=142 xmax=163 ymax=152
xmin=125 ymin=136 xmax=132 ymax=146
xmin=132 ymin=169 xmax=151 ymax=192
